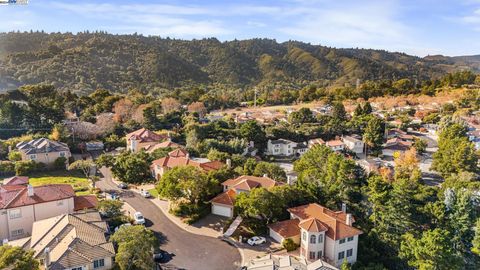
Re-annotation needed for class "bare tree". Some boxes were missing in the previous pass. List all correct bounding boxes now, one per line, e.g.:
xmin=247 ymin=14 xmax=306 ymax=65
xmin=95 ymin=113 xmax=116 ymax=135
xmin=113 ymin=98 xmax=135 ymax=123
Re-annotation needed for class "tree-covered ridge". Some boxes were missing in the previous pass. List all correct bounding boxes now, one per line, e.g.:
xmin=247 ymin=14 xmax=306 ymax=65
xmin=1 ymin=31 xmax=476 ymax=95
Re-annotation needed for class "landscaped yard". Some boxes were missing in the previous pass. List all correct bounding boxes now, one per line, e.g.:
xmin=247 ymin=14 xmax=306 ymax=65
xmin=28 ymin=170 xmax=92 ymax=195
xmin=148 ymin=188 xmax=159 ymax=198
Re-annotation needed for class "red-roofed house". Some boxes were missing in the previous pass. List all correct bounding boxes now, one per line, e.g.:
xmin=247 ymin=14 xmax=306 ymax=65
xmin=126 ymin=128 xmax=168 ymax=153
xmin=0 ymin=183 xmax=97 ymax=241
xmin=210 ymin=175 xmax=282 ymax=218
xmin=268 ymin=203 xmax=362 ymax=267
xmin=151 ymin=150 xmax=224 ymax=180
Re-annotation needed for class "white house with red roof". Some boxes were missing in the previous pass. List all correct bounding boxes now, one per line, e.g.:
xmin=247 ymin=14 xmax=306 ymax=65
xmin=0 ymin=177 xmax=97 ymax=241
xmin=268 ymin=203 xmax=362 ymax=267
xmin=210 ymin=175 xmax=283 ymax=218
xmin=125 ymin=128 xmax=169 ymax=153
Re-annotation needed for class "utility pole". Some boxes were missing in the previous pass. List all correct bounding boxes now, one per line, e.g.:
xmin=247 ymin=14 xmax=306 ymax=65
xmin=254 ymin=87 xmax=258 ymax=107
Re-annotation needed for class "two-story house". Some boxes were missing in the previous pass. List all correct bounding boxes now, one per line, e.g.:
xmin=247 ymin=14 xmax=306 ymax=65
xmin=266 ymin=139 xmax=308 ymax=157
xmin=0 ymin=178 xmax=97 ymax=241
xmin=126 ymin=128 xmax=168 ymax=153
xmin=210 ymin=175 xmax=282 ymax=218
xmin=325 ymin=140 xmax=345 ymax=152
xmin=16 ymin=138 xmax=71 ymax=166
xmin=268 ymin=203 xmax=362 ymax=267
xmin=342 ymin=135 xmax=364 ymax=154
xmin=151 ymin=149 xmax=224 ymax=179
xmin=8 ymin=211 xmax=115 ymax=270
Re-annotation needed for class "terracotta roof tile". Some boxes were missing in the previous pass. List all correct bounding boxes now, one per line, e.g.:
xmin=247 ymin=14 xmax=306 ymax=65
xmin=2 ymin=176 xmax=29 ymax=186
xmin=0 ymin=184 xmax=75 ymax=209
xmin=152 ymin=155 xmax=224 ymax=172
xmin=222 ymin=175 xmax=280 ymax=189
xmin=126 ymin=128 xmax=167 ymax=143
xmin=299 ymin=218 xmax=328 ymax=232
xmin=268 ymin=219 xmax=300 ymax=238
xmin=210 ymin=189 xmax=236 ymax=206
xmin=74 ymin=195 xmax=98 ymax=211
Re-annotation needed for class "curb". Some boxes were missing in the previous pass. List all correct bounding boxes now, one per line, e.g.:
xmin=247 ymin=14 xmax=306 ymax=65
xmin=221 ymin=237 xmax=246 ymax=268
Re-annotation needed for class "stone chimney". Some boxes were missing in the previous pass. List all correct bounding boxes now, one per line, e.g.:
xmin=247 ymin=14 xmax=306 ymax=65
xmin=341 ymin=203 xmax=347 ymax=213
xmin=44 ymin=247 xmax=51 ymax=269
xmin=226 ymin=159 xmax=232 ymax=168
xmin=27 ymin=185 xmax=34 ymax=197
xmin=346 ymin=213 xmax=353 ymax=226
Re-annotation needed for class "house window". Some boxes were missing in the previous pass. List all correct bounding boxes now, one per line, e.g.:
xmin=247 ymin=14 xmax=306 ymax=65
xmin=309 ymin=251 xmax=316 ymax=260
xmin=60 ymin=152 xmax=66 ymax=157
xmin=317 ymin=251 xmax=323 ymax=258
xmin=339 ymin=238 xmax=346 ymax=244
xmin=93 ymin=259 xmax=105 ymax=268
xmin=29 ymin=154 xmax=37 ymax=160
xmin=338 ymin=251 xmax=345 ymax=260
xmin=302 ymin=232 xmax=307 ymax=241
xmin=11 ymin=229 xmax=24 ymax=237
xmin=9 ymin=209 xmax=21 ymax=219
xmin=347 ymin=236 xmax=354 ymax=242
xmin=71 ymin=267 xmax=83 ymax=270
xmin=318 ymin=234 xmax=323 ymax=243
xmin=347 ymin=249 xmax=353 ymax=257
xmin=310 ymin=235 xmax=316 ymax=244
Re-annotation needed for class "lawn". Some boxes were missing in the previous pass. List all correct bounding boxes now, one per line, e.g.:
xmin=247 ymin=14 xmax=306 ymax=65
xmin=148 ymin=188 xmax=159 ymax=198
xmin=28 ymin=170 xmax=92 ymax=195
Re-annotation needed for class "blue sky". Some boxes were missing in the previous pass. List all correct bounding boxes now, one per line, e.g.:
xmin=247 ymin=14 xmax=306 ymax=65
xmin=1 ymin=0 xmax=480 ymax=56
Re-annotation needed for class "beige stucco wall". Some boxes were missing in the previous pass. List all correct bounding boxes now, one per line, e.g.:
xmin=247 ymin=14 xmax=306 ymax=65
xmin=0 ymin=210 xmax=9 ymax=240
xmin=21 ymin=151 xmax=71 ymax=166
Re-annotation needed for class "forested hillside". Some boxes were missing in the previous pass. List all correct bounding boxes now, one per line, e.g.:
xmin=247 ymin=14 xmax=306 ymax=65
xmin=0 ymin=31 xmax=478 ymax=95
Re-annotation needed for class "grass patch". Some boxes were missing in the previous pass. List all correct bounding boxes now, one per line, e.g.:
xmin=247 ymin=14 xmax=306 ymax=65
xmin=148 ymin=188 xmax=159 ymax=198
xmin=28 ymin=170 xmax=91 ymax=195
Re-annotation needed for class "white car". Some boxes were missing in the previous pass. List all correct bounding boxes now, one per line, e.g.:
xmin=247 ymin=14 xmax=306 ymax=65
xmin=247 ymin=236 xmax=266 ymax=246
xmin=134 ymin=212 xmax=146 ymax=225
xmin=140 ymin=190 xmax=151 ymax=198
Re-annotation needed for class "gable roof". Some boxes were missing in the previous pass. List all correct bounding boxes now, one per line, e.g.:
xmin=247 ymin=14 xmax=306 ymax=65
xmin=268 ymin=219 xmax=300 ymax=238
xmin=27 ymin=212 xmax=114 ymax=270
xmin=168 ymin=148 xmax=188 ymax=158
xmin=152 ymin=155 xmax=224 ymax=172
xmin=0 ymin=184 xmax=75 ymax=209
xmin=210 ymin=189 xmax=237 ymax=206
xmin=126 ymin=128 xmax=167 ymax=143
xmin=222 ymin=175 xmax=281 ymax=190
xmin=299 ymin=218 xmax=328 ymax=232
xmin=288 ymin=203 xmax=362 ymax=240
xmin=326 ymin=140 xmax=344 ymax=147
xmin=2 ymin=176 xmax=29 ymax=186
xmin=73 ymin=195 xmax=98 ymax=211
xmin=16 ymin=138 xmax=70 ymax=155
xmin=145 ymin=140 xmax=184 ymax=153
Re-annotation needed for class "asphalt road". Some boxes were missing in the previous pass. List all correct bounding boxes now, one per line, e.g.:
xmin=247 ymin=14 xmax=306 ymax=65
xmin=97 ymin=168 xmax=241 ymax=270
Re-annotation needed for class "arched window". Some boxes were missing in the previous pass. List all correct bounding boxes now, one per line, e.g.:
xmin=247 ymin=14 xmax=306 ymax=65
xmin=310 ymin=234 xmax=316 ymax=244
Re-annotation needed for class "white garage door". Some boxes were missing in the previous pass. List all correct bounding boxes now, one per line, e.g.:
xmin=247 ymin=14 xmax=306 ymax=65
xmin=269 ymin=229 xmax=285 ymax=244
xmin=212 ymin=204 xmax=232 ymax=217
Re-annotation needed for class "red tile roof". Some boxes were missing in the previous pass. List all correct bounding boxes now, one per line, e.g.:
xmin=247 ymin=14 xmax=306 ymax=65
xmin=152 ymin=156 xmax=224 ymax=172
xmin=0 ymin=184 xmax=75 ymax=209
xmin=222 ymin=175 xmax=281 ymax=190
xmin=288 ymin=203 xmax=362 ymax=240
xmin=268 ymin=219 xmax=300 ymax=238
xmin=74 ymin=195 xmax=98 ymax=211
xmin=145 ymin=141 xmax=184 ymax=153
xmin=299 ymin=218 xmax=328 ymax=232
xmin=126 ymin=128 xmax=167 ymax=143
xmin=210 ymin=189 xmax=236 ymax=206
xmin=2 ymin=176 xmax=29 ymax=186
xmin=326 ymin=140 xmax=344 ymax=147
xmin=168 ymin=148 xmax=188 ymax=158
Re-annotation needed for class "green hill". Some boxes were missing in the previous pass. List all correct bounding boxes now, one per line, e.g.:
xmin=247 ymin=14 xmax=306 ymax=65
xmin=0 ymin=31 xmax=477 ymax=94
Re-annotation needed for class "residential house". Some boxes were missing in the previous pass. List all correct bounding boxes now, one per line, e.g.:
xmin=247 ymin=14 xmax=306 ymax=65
xmin=0 ymin=178 xmax=97 ymax=241
xmin=16 ymin=138 xmax=71 ymax=166
xmin=126 ymin=128 xmax=168 ymax=153
xmin=385 ymin=128 xmax=414 ymax=142
xmin=246 ymin=254 xmax=338 ymax=270
xmin=8 ymin=211 xmax=114 ymax=270
xmin=145 ymin=139 xmax=184 ymax=153
xmin=268 ymin=203 xmax=362 ymax=267
xmin=266 ymin=139 xmax=308 ymax=157
xmin=308 ymin=138 xmax=326 ymax=149
xmin=342 ymin=136 xmax=364 ymax=154
xmin=382 ymin=138 xmax=412 ymax=157
xmin=151 ymin=149 xmax=224 ymax=179
xmin=325 ymin=140 xmax=345 ymax=152
xmin=242 ymin=141 xmax=258 ymax=157
xmin=210 ymin=175 xmax=282 ymax=218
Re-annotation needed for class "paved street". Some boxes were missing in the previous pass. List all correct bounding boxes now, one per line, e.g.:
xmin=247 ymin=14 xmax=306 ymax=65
xmin=97 ymin=168 xmax=241 ymax=270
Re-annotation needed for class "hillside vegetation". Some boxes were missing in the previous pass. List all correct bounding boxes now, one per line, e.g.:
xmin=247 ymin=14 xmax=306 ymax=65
xmin=1 ymin=31 xmax=478 ymax=95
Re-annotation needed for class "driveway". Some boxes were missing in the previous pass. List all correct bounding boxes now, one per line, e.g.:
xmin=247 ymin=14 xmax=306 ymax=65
xmin=97 ymin=168 xmax=241 ymax=270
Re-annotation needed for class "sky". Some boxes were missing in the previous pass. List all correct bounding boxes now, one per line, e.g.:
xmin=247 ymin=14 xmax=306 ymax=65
xmin=1 ymin=0 xmax=480 ymax=56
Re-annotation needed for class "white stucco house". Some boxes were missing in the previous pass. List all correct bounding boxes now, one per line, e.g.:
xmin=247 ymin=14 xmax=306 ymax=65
xmin=266 ymin=139 xmax=308 ymax=157
xmin=268 ymin=203 xmax=362 ymax=267
xmin=342 ymin=135 xmax=364 ymax=154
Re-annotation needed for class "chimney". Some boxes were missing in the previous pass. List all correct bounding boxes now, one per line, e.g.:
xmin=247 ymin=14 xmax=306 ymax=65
xmin=226 ymin=159 xmax=232 ymax=168
xmin=44 ymin=247 xmax=51 ymax=269
xmin=263 ymin=174 xmax=268 ymax=178
xmin=341 ymin=203 xmax=347 ymax=213
xmin=186 ymin=153 xmax=190 ymax=160
xmin=346 ymin=213 xmax=353 ymax=226
xmin=27 ymin=185 xmax=34 ymax=197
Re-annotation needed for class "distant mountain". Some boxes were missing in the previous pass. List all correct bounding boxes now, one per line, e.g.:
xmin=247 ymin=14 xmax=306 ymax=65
xmin=0 ymin=32 xmax=478 ymax=94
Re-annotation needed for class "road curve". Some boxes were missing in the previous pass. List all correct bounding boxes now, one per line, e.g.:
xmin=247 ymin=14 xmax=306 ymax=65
xmin=97 ymin=168 xmax=241 ymax=270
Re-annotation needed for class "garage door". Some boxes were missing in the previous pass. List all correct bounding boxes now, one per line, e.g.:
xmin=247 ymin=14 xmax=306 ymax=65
xmin=212 ymin=204 xmax=232 ymax=217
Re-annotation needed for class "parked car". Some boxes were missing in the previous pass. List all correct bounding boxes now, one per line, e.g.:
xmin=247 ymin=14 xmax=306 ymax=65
xmin=247 ymin=236 xmax=266 ymax=246
xmin=114 ymin=223 xmax=131 ymax=232
xmin=141 ymin=190 xmax=151 ymax=198
xmin=118 ymin=182 xmax=128 ymax=189
xmin=134 ymin=212 xmax=146 ymax=225
xmin=153 ymin=250 xmax=168 ymax=263
xmin=109 ymin=192 xmax=120 ymax=200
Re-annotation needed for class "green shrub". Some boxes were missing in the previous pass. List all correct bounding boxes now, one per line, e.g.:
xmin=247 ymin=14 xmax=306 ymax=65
xmin=15 ymin=160 xmax=38 ymax=175
xmin=282 ymin=238 xmax=299 ymax=252
xmin=171 ymin=202 xmax=210 ymax=224
xmin=0 ymin=161 xmax=15 ymax=174
xmin=53 ymin=157 xmax=67 ymax=169
xmin=7 ymin=151 xmax=22 ymax=161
